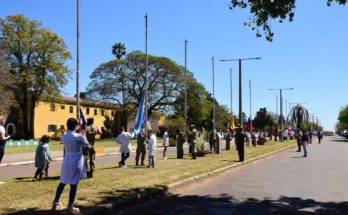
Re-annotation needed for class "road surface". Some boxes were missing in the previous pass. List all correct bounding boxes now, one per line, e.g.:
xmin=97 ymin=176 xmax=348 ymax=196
xmin=117 ymin=136 xmax=348 ymax=215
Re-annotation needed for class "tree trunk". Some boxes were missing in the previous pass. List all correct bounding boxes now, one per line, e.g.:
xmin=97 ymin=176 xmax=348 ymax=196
xmin=29 ymin=99 xmax=36 ymax=139
xmin=21 ymin=102 xmax=30 ymax=140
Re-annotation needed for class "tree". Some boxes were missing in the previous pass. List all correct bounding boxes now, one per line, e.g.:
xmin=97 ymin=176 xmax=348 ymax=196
xmin=288 ymin=104 xmax=309 ymax=129
xmin=253 ymin=107 xmax=272 ymax=130
xmin=338 ymin=105 xmax=348 ymax=129
xmin=87 ymin=50 xmax=183 ymax=117
xmin=229 ymin=0 xmax=347 ymax=41
xmin=0 ymin=14 xmax=71 ymax=138
xmin=112 ymin=43 xmax=126 ymax=60
xmin=0 ymin=45 xmax=17 ymax=116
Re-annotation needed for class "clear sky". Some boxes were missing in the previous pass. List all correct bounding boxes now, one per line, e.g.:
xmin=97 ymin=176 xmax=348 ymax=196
xmin=1 ymin=0 xmax=347 ymax=131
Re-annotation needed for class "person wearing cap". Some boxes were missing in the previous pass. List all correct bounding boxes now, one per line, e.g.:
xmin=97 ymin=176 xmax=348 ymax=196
xmin=234 ymin=124 xmax=247 ymax=162
xmin=187 ymin=124 xmax=197 ymax=159
xmin=83 ymin=118 xmax=101 ymax=178
xmin=0 ymin=117 xmax=10 ymax=164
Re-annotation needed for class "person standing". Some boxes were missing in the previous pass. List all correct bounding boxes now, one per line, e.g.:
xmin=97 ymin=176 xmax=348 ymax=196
xmin=0 ymin=117 xmax=10 ymax=164
xmin=187 ymin=125 xmax=197 ymax=159
xmin=318 ymin=131 xmax=323 ymax=144
xmin=162 ymin=127 xmax=169 ymax=160
xmin=52 ymin=118 xmax=89 ymax=213
xmin=176 ymin=128 xmax=185 ymax=159
xmin=33 ymin=135 xmax=51 ymax=181
xmin=302 ymin=130 xmax=309 ymax=157
xmin=234 ymin=125 xmax=247 ymax=162
xmin=135 ymin=129 xmax=146 ymax=166
xmin=116 ymin=127 xmax=133 ymax=168
xmin=225 ymin=129 xmax=232 ymax=150
xmin=84 ymin=118 xmax=101 ymax=178
xmin=147 ymin=129 xmax=157 ymax=168
xmin=296 ymin=129 xmax=302 ymax=152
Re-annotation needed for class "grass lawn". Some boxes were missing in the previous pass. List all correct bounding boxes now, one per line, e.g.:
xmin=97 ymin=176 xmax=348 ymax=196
xmin=0 ymin=140 xmax=295 ymax=214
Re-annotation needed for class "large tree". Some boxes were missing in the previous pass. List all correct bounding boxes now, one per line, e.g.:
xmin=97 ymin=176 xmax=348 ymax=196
xmin=338 ymin=105 xmax=348 ymax=129
xmin=229 ymin=0 xmax=347 ymax=41
xmin=253 ymin=107 xmax=273 ymax=130
xmin=0 ymin=14 xmax=71 ymax=139
xmin=87 ymin=50 xmax=183 ymax=117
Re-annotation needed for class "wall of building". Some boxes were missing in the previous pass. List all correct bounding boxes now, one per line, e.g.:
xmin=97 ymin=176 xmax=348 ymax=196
xmin=34 ymin=102 xmax=115 ymax=139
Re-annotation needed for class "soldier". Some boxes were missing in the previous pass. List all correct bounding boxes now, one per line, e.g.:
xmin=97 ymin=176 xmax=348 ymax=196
xmin=176 ymin=128 xmax=185 ymax=159
xmin=83 ymin=118 xmax=101 ymax=178
xmin=225 ymin=128 xmax=233 ymax=150
xmin=234 ymin=124 xmax=247 ymax=162
xmin=135 ymin=129 xmax=146 ymax=166
xmin=187 ymin=125 xmax=197 ymax=159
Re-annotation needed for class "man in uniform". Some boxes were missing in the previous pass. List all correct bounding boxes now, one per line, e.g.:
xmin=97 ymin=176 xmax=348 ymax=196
xmin=84 ymin=118 xmax=101 ymax=178
xmin=135 ymin=128 xmax=146 ymax=166
xmin=234 ymin=124 xmax=247 ymax=162
xmin=187 ymin=124 xmax=197 ymax=159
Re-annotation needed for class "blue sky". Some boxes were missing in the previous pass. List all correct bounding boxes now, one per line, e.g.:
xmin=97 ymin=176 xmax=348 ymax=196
xmin=1 ymin=0 xmax=347 ymax=131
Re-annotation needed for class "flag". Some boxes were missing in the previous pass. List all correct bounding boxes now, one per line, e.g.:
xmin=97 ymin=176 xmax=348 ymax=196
xmin=134 ymin=94 xmax=145 ymax=135
xmin=245 ymin=117 xmax=252 ymax=131
xmin=80 ymin=107 xmax=87 ymax=129
xmin=229 ymin=114 xmax=236 ymax=130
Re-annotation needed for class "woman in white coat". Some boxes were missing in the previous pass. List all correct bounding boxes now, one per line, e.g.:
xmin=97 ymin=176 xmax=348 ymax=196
xmin=162 ymin=127 xmax=169 ymax=159
xmin=148 ymin=129 xmax=157 ymax=168
xmin=116 ymin=127 xmax=133 ymax=167
xmin=52 ymin=118 xmax=89 ymax=213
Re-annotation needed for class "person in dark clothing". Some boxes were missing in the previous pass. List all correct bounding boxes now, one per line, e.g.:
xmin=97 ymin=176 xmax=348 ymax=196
xmin=234 ymin=125 xmax=247 ymax=162
xmin=318 ymin=131 xmax=323 ymax=143
xmin=302 ymin=130 xmax=309 ymax=157
xmin=296 ymin=130 xmax=302 ymax=152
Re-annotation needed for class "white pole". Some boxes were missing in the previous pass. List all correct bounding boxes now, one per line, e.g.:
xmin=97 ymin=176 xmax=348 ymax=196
xmin=145 ymin=14 xmax=148 ymax=137
xmin=76 ymin=0 xmax=80 ymax=120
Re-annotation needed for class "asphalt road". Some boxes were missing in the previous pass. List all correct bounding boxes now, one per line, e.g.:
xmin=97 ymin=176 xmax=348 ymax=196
xmin=116 ymin=136 xmax=348 ymax=215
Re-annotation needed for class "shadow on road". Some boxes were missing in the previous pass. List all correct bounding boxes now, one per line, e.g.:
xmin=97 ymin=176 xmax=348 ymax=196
xmin=332 ymin=138 xmax=348 ymax=143
xmin=115 ymin=193 xmax=348 ymax=215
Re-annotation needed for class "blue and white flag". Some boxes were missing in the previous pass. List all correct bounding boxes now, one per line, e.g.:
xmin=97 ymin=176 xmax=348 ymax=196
xmin=134 ymin=94 xmax=145 ymax=135
xmin=79 ymin=107 xmax=87 ymax=128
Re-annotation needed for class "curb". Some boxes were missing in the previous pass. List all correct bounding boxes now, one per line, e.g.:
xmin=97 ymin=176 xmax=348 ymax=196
xmin=83 ymin=143 xmax=296 ymax=214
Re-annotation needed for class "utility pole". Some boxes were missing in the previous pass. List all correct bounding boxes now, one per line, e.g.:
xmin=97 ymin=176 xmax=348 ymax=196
xmin=184 ymin=39 xmax=188 ymax=135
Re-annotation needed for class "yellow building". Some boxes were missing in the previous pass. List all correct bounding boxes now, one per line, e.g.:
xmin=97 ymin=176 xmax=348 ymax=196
xmin=34 ymin=96 xmax=118 ymax=139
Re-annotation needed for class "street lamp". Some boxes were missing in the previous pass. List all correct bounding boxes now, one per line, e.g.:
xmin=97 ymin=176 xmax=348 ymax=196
xmin=268 ymin=88 xmax=294 ymax=142
xmin=184 ymin=39 xmax=188 ymax=135
xmin=220 ymin=57 xmax=262 ymax=127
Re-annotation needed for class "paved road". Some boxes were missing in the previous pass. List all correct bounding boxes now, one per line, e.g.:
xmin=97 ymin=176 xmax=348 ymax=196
xmin=0 ymin=145 xmax=184 ymax=180
xmin=117 ymin=136 xmax=348 ymax=215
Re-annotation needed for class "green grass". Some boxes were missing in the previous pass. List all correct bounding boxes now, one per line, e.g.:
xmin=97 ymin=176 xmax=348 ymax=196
xmin=0 ymin=140 xmax=295 ymax=214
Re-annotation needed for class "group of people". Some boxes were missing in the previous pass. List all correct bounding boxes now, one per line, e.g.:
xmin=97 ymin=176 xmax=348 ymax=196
xmin=296 ymin=129 xmax=323 ymax=157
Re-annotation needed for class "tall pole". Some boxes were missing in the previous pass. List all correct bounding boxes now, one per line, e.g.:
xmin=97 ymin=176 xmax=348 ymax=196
xmin=230 ymin=67 xmax=233 ymax=122
xmin=280 ymin=89 xmax=283 ymax=142
xmin=276 ymin=94 xmax=278 ymax=118
xmin=238 ymin=59 xmax=242 ymax=126
xmin=285 ymin=99 xmax=288 ymax=123
xmin=76 ymin=0 xmax=80 ymax=120
xmin=184 ymin=39 xmax=188 ymax=134
xmin=212 ymin=57 xmax=215 ymax=134
xmin=145 ymin=14 xmax=148 ymax=137
xmin=249 ymin=80 xmax=252 ymax=132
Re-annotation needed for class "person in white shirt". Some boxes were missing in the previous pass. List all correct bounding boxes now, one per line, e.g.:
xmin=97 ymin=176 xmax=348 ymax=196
xmin=116 ymin=127 xmax=133 ymax=168
xmin=0 ymin=117 xmax=11 ymax=164
xmin=148 ymin=129 xmax=157 ymax=168
xmin=162 ymin=127 xmax=169 ymax=159
xmin=52 ymin=118 xmax=89 ymax=213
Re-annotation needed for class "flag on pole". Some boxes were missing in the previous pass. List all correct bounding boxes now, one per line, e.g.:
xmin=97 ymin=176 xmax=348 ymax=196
xmin=229 ymin=115 xmax=236 ymax=130
xmin=134 ymin=94 xmax=145 ymax=135
xmin=79 ymin=107 xmax=87 ymax=129
xmin=245 ymin=117 xmax=252 ymax=131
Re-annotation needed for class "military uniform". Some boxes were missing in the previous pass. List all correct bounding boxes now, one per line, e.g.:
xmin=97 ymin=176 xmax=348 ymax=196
xmin=235 ymin=128 xmax=247 ymax=162
xmin=176 ymin=130 xmax=185 ymax=159
xmin=187 ymin=127 xmax=197 ymax=159
xmin=135 ymin=131 xmax=146 ymax=166
xmin=84 ymin=124 xmax=98 ymax=178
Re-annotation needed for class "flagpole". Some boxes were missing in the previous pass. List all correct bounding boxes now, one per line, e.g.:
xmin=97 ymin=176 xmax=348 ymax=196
xmin=145 ymin=14 xmax=148 ymax=137
xmin=212 ymin=57 xmax=215 ymax=134
xmin=184 ymin=39 xmax=188 ymax=136
xmin=76 ymin=0 xmax=80 ymax=120
xmin=249 ymin=80 xmax=252 ymax=132
xmin=230 ymin=67 xmax=233 ymax=126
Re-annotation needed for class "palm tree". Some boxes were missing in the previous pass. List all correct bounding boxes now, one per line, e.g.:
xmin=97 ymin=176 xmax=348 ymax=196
xmin=112 ymin=43 xmax=126 ymax=60
xmin=287 ymin=104 xmax=309 ymax=130
xmin=111 ymin=43 xmax=127 ymax=132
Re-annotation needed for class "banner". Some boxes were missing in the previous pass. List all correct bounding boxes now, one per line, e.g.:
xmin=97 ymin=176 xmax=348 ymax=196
xmin=79 ymin=107 xmax=87 ymax=129
xmin=134 ymin=94 xmax=145 ymax=135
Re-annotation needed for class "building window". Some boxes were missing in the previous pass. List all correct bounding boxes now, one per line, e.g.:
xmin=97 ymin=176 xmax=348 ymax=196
xmin=60 ymin=125 xmax=65 ymax=130
xmin=111 ymin=111 xmax=114 ymax=116
xmin=69 ymin=106 xmax=74 ymax=113
xmin=86 ymin=108 xmax=90 ymax=115
xmin=101 ymin=109 xmax=105 ymax=116
xmin=50 ymin=104 xmax=56 ymax=112
xmin=48 ymin=125 xmax=57 ymax=132
xmin=94 ymin=109 xmax=98 ymax=115
xmin=61 ymin=105 xmax=65 ymax=110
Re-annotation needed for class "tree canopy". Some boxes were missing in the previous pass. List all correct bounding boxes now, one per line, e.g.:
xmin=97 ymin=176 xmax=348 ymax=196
xmin=0 ymin=14 xmax=71 ymax=138
xmin=229 ymin=0 xmax=347 ymax=41
xmin=87 ymin=50 xmax=184 ymax=116
xmin=338 ymin=105 xmax=348 ymax=129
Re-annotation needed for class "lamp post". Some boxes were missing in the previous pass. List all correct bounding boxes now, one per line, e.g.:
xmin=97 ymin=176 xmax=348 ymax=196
xmin=220 ymin=57 xmax=261 ymax=127
xmin=268 ymin=88 xmax=293 ymax=142
xmin=212 ymin=57 xmax=215 ymax=135
xmin=184 ymin=39 xmax=188 ymax=135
